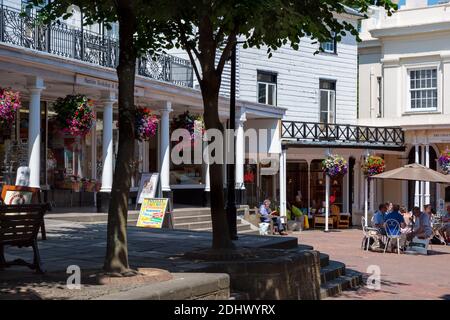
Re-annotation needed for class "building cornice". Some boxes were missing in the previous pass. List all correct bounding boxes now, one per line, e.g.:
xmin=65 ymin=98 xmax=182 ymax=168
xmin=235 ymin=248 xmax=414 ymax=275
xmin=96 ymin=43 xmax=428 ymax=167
xmin=370 ymin=21 xmax=450 ymax=39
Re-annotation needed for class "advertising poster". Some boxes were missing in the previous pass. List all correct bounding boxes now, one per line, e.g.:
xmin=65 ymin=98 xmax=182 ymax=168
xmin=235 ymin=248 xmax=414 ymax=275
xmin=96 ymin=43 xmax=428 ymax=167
xmin=136 ymin=198 xmax=168 ymax=228
xmin=137 ymin=172 xmax=159 ymax=204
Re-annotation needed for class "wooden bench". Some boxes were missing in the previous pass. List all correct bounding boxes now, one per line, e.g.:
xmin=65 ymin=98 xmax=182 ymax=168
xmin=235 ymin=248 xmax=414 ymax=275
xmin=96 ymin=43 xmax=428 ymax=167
xmin=0 ymin=204 xmax=50 ymax=274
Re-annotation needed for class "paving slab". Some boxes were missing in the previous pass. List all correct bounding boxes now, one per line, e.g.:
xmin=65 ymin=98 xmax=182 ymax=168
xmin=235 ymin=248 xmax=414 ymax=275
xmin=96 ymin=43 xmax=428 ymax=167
xmin=293 ymin=228 xmax=450 ymax=300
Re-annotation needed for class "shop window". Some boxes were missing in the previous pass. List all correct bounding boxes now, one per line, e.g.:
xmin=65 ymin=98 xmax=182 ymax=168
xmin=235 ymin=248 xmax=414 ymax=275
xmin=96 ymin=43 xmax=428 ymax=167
xmin=287 ymin=161 xmax=308 ymax=211
xmin=170 ymin=135 xmax=204 ymax=186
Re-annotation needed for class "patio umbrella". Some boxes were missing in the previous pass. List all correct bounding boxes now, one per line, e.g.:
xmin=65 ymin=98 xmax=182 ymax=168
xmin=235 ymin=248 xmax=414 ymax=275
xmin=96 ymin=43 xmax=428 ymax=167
xmin=371 ymin=163 xmax=450 ymax=184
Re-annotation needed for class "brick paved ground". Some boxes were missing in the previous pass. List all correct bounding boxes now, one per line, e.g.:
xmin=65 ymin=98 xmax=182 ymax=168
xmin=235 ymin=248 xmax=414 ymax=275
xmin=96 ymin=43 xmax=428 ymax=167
xmin=293 ymin=228 xmax=450 ymax=300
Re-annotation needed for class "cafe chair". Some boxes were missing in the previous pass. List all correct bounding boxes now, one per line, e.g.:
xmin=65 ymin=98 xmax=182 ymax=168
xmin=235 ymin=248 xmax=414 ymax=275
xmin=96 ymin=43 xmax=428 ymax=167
xmin=384 ymin=219 xmax=402 ymax=255
xmin=361 ymin=217 xmax=381 ymax=251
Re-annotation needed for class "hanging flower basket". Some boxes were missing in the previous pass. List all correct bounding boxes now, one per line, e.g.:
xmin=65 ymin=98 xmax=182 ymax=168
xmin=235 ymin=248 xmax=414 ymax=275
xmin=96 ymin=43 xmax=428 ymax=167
xmin=171 ymin=111 xmax=204 ymax=140
xmin=53 ymin=94 xmax=95 ymax=137
xmin=135 ymin=107 xmax=158 ymax=141
xmin=0 ymin=87 xmax=21 ymax=127
xmin=322 ymin=154 xmax=348 ymax=178
xmin=362 ymin=155 xmax=386 ymax=177
xmin=438 ymin=149 xmax=450 ymax=174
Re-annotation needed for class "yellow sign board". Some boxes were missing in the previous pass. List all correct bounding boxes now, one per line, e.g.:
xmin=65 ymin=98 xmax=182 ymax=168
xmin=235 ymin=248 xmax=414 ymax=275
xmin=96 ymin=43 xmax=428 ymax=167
xmin=136 ymin=198 xmax=169 ymax=228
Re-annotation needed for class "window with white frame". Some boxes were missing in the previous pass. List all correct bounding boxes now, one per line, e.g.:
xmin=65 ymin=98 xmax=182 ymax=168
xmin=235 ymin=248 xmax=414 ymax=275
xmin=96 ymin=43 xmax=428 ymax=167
xmin=320 ymin=32 xmax=337 ymax=54
xmin=409 ymin=68 xmax=437 ymax=111
xmin=257 ymin=71 xmax=277 ymax=106
xmin=319 ymin=80 xmax=336 ymax=124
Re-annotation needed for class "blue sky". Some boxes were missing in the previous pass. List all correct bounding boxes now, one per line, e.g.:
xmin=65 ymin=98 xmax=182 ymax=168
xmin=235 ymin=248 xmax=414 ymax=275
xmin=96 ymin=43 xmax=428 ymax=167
xmin=398 ymin=0 xmax=442 ymax=5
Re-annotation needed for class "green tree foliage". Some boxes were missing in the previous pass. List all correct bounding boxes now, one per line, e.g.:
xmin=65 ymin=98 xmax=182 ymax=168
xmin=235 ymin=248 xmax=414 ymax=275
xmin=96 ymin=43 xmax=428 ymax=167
xmin=28 ymin=0 xmax=397 ymax=270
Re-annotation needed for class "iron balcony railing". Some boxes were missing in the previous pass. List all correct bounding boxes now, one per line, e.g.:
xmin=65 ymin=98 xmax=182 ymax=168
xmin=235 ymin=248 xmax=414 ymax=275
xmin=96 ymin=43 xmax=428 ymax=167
xmin=281 ymin=121 xmax=405 ymax=148
xmin=0 ymin=5 xmax=194 ymax=88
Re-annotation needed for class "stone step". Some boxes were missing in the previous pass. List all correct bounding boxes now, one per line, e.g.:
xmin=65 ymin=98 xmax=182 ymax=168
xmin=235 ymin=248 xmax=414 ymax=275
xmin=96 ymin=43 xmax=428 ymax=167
xmin=194 ymin=222 xmax=252 ymax=232
xmin=320 ymin=269 xmax=363 ymax=299
xmin=46 ymin=211 xmax=140 ymax=223
xmin=173 ymin=214 xmax=212 ymax=224
xmin=320 ymin=253 xmax=330 ymax=268
xmin=174 ymin=221 xmax=213 ymax=231
xmin=320 ymin=260 xmax=346 ymax=283
xmin=172 ymin=208 xmax=211 ymax=217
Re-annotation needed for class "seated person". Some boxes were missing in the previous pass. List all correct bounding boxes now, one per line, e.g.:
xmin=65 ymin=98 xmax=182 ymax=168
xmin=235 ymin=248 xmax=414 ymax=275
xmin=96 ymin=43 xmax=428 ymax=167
xmin=385 ymin=204 xmax=406 ymax=230
xmin=438 ymin=205 xmax=450 ymax=244
xmin=407 ymin=205 xmax=433 ymax=242
xmin=400 ymin=206 xmax=413 ymax=234
xmin=384 ymin=204 xmax=407 ymax=251
xmin=259 ymin=199 xmax=287 ymax=235
xmin=371 ymin=203 xmax=387 ymax=235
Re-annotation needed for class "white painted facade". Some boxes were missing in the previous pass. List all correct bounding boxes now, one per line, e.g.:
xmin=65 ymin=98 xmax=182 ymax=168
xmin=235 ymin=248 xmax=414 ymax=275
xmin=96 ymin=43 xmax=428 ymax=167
xmin=358 ymin=0 xmax=450 ymax=211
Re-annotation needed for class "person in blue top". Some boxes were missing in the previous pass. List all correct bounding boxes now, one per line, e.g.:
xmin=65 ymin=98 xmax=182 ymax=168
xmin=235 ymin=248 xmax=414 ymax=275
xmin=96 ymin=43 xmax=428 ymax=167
xmin=384 ymin=204 xmax=406 ymax=234
xmin=384 ymin=204 xmax=407 ymax=252
xmin=372 ymin=203 xmax=388 ymax=235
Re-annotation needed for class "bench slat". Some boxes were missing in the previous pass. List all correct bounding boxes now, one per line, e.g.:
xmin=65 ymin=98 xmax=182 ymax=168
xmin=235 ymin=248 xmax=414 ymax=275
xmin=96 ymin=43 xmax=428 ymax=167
xmin=1 ymin=226 xmax=38 ymax=235
xmin=0 ymin=220 xmax=41 ymax=227
xmin=0 ymin=215 xmax=42 ymax=221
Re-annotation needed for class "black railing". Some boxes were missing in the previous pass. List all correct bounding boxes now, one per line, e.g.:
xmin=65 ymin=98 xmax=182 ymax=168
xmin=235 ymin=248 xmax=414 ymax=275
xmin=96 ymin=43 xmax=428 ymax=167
xmin=0 ymin=5 xmax=194 ymax=88
xmin=281 ymin=121 xmax=405 ymax=148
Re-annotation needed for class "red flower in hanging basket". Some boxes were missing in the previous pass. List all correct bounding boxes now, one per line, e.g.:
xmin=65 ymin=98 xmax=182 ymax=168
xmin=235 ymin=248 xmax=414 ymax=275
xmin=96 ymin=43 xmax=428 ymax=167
xmin=53 ymin=94 xmax=95 ymax=137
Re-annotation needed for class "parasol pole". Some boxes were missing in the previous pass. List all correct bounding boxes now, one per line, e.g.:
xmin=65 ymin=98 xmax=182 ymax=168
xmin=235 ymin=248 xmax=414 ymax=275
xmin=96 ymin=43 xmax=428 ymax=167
xmin=364 ymin=149 xmax=370 ymax=227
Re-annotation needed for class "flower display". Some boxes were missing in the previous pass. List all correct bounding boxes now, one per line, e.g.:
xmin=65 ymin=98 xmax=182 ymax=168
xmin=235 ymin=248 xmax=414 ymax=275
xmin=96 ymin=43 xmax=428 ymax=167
xmin=0 ymin=87 xmax=21 ymax=127
xmin=438 ymin=149 xmax=450 ymax=174
xmin=53 ymin=94 xmax=95 ymax=137
xmin=135 ymin=107 xmax=158 ymax=141
xmin=322 ymin=154 xmax=348 ymax=178
xmin=171 ymin=111 xmax=204 ymax=140
xmin=362 ymin=155 xmax=386 ymax=177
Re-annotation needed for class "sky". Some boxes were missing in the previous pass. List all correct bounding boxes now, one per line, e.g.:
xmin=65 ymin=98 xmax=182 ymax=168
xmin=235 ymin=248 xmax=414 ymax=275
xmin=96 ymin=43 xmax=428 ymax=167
xmin=398 ymin=0 xmax=443 ymax=6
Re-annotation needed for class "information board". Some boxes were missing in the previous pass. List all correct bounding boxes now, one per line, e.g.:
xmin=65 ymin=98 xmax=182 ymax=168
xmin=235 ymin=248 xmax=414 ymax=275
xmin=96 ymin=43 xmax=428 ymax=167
xmin=136 ymin=198 xmax=169 ymax=228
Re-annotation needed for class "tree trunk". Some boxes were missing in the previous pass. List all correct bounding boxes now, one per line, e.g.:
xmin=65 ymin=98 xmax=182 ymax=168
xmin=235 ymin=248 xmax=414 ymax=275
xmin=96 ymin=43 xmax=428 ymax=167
xmin=103 ymin=1 xmax=137 ymax=274
xmin=201 ymin=80 xmax=234 ymax=250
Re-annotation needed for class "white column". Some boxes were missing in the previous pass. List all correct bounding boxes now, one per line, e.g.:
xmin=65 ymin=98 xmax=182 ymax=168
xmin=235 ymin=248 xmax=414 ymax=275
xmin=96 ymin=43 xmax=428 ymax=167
xmin=325 ymin=148 xmax=331 ymax=231
xmin=425 ymin=144 xmax=430 ymax=205
xmin=100 ymin=95 xmax=115 ymax=192
xmin=369 ymin=178 xmax=375 ymax=213
xmin=235 ymin=114 xmax=246 ymax=190
xmin=279 ymin=148 xmax=287 ymax=222
xmin=27 ymin=77 xmax=45 ymax=188
xmin=325 ymin=174 xmax=330 ymax=231
xmin=343 ymin=157 xmax=350 ymax=213
xmin=414 ymin=144 xmax=420 ymax=207
xmin=204 ymin=142 xmax=210 ymax=192
xmin=354 ymin=159 xmax=360 ymax=211
xmin=421 ymin=145 xmax=425 ymax=209
xmin=307 ymin=161 xmax=311 ymax=214
xmin=160 ymin=101 xmax=172 ymax=193
xmin=364 ymin=176 xmax=368 ymax=227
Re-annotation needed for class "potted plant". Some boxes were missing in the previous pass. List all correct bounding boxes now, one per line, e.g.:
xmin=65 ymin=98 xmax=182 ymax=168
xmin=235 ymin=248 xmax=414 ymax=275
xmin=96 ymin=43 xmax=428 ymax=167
xmin=0 ymin=87 xmax=21 ymax=128
xmin=362 ymin=155 xmax=385 ymax=177
xmin=171 ymin=111 xmax=204 ymax=140
xmin=53 ymin=94 xmax=95 ymax=137
xmin=135 ymin=107 xmax=158 ymax=141
xmin=438 ymin=149 xmax=450 ymax=174
xmin=322 ymin=154 xmax=348 ymax=178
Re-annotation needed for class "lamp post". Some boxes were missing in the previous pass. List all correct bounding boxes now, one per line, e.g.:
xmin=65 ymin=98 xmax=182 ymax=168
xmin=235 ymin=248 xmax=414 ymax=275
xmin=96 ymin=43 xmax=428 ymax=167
xmin=226 ymin=43 xmax=238 ymax=240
